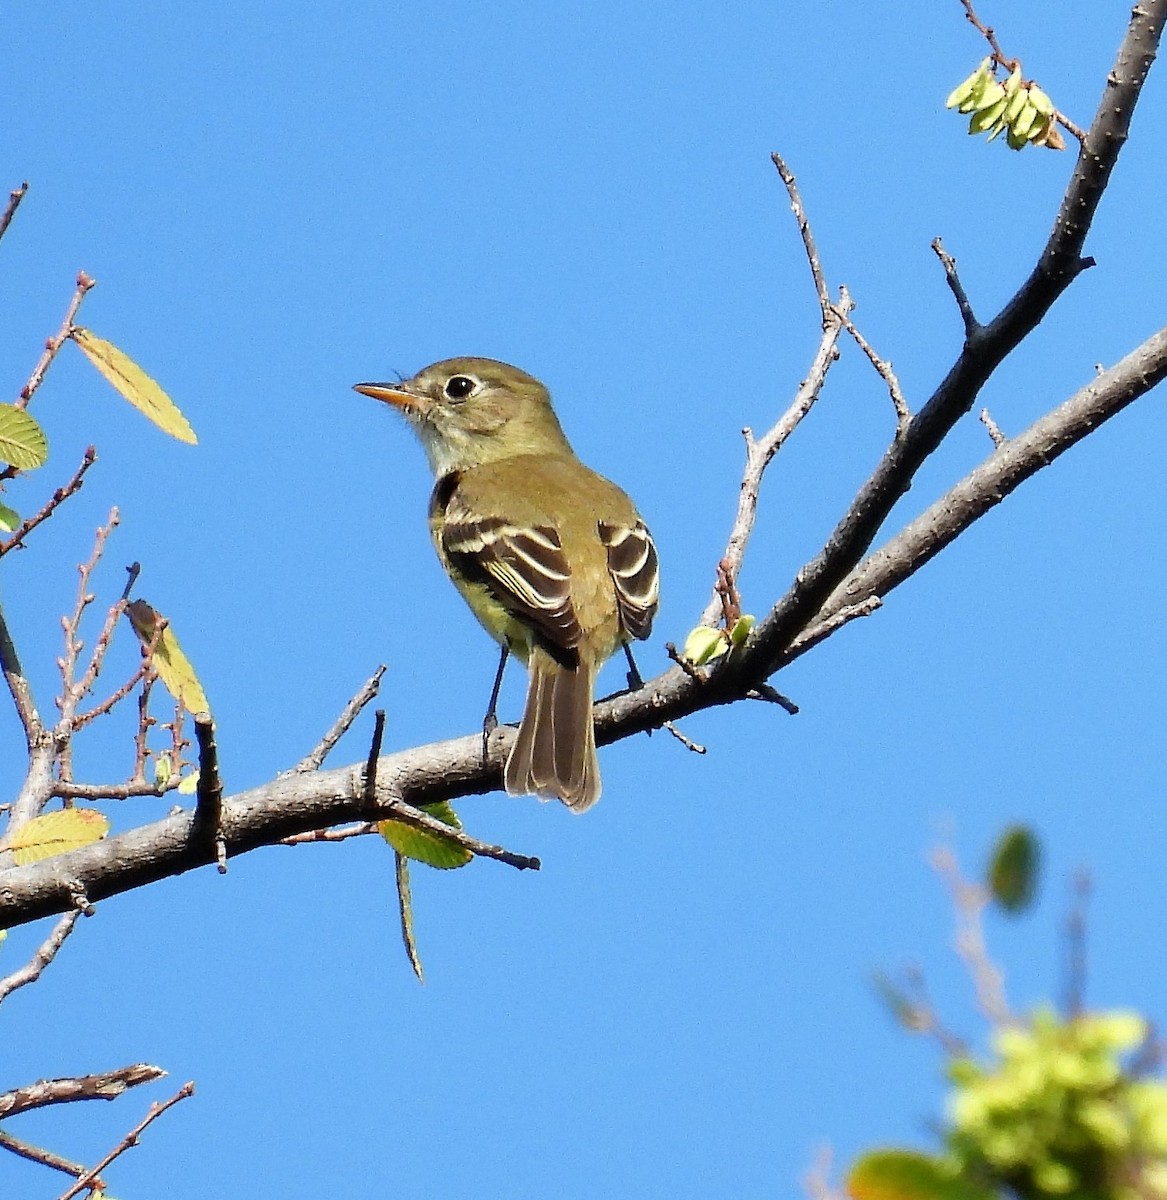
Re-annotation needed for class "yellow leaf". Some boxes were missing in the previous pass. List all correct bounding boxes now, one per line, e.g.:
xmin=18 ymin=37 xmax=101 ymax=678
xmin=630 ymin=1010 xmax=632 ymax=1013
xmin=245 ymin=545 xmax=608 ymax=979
xmin=5 ymin=808 xmax=110 ymax=865
xmin=126 ymin=599 xmax=211 ymax=714
xmin=72 ymin=328 xmax=197 ymax=445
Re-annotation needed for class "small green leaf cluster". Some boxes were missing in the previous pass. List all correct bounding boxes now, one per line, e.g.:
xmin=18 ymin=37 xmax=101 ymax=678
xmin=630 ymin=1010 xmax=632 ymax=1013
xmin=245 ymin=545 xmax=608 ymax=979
xmin=946 ymin=1008 xmax=1167 ymax=1198
xmin=946 ymin=59 xmax=1064 ymax=150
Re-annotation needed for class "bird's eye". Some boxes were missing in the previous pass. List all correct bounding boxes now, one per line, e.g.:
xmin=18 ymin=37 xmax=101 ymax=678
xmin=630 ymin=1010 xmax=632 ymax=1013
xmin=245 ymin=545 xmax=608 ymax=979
xmin=444 ymin=375 xmax=478 ymax=400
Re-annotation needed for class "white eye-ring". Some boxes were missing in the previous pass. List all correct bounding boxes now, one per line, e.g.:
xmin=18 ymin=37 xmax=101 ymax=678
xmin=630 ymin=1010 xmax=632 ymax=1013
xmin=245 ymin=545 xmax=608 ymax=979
xmin=444 ymin=374 xmax=480 ymax=401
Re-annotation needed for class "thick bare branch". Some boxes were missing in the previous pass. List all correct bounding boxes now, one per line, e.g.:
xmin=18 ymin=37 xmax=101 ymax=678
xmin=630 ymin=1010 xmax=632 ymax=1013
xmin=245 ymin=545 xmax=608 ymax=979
xmin=0 ymin=1065 xmax=166 ymax=1120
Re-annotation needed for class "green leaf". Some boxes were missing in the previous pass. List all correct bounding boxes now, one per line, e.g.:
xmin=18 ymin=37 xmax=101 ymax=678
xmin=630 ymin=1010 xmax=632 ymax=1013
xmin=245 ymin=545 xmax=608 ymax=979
xmin=395 ymin=852 xmax=424 ymax=983
xmin=0 ymin=502 xmax=20 ymax=533
xmin=987 ymin=825 xmax=1040 ymax=914
xmin=0 ymin=404 xmax=48 ymax=470
xmin=379 ymin=801 xmax=473 ymax=870
xmin=848 ymin=1150 xmax=997 ymax=1200
xmin=71 ymin=328 xmax=198 ymax=444
xmin=681 ymin=624 xmax=728 ymax=666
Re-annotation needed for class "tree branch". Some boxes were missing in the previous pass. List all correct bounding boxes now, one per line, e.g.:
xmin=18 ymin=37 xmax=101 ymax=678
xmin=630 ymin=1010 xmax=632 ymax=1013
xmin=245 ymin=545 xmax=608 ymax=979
xmin=0 ymin=1064 xmax=166 ymax=1120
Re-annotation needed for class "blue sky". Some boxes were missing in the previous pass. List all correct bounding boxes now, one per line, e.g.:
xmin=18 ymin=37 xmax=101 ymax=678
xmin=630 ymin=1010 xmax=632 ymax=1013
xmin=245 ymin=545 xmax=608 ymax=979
xmin=3 ymin=1 xmax=1165 ymax=1196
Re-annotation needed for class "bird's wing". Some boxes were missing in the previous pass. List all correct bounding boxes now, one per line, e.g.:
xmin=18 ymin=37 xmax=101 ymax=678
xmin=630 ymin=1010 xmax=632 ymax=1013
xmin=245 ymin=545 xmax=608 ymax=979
xmin=598 ymin=520 xmax=659 ymax=640
xmin=442 ymin=510 xmax=583 ymax=651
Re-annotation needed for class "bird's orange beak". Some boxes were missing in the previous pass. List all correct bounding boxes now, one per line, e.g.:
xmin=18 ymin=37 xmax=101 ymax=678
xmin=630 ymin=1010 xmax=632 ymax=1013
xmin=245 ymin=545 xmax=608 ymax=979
xmin=353 ymin=382 xmax=422 ymax=413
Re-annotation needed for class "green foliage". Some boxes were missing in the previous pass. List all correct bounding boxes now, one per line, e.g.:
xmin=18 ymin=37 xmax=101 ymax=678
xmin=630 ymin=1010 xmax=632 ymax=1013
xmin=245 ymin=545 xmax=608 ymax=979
xmin=379 ymin=801 xmax=473 ymax=870
xmin=0 ymin=403 xmax=48 ymax=469
xmin=946 ymin=1008 xmax=1167 ymax=1198
xmin=987 ymin=825 xmax=1039 ymax=914
xmin=850 ymin=1149 xmax=997 ymax=1200
xmin=945 ymin=58 xmax=1066 ymax=151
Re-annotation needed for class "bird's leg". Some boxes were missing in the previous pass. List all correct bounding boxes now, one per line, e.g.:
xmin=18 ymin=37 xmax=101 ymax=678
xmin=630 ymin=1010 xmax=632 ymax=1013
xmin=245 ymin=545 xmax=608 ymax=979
xmin=482 ymin=645 xmax=510 ymax=762
xmin=623 ymin=642 xmax=645 ymax=691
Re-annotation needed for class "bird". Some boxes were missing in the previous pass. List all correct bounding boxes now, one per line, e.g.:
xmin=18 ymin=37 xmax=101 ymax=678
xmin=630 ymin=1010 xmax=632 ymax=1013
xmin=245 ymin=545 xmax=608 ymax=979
xmin=354 ymin=357 xmax=659 ymax=811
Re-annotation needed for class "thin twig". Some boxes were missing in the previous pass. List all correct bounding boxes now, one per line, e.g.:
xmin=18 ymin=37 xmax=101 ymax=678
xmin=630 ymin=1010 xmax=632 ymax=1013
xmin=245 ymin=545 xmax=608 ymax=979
xmin=1063 ymin=866 xmax=1091 ymax=1020
xmin=54 ymin=780 xmax=166 ymax=800
xmin=700 ymin=157 xmax=849 ymax=628
xmin=0 ymin=181 xmax=29 ymax=246
xmin=833 ymin=298 xmax=911 ymax=432
xmin=746 ymin=683 xmax=799 ymax=714
xmin=980 ymin=408 xmax=1006 ymax=446
xmin=280 ymin=822 xmax=377 ymax=846
xmin=57 ymin=1081 xmax=194 ymax=1200
xmin=958 ymin=0 xmax=1014 ymax=69
xmin=15 ymin=271 xmax=96 ymax=412
xmin=0 ymin=910 xmax=80 ymax=1003
xmin=662 ymin=721 xmax=706 ymax=754
xmin=293 ymin=666 xmax=386 ymax=773
xmin=931 ymin=845 xmax=1013 ymax=1026
xmin=376 ymin=800 xmax=541 ymax=871
xmin=57 ymin=509 xmax=120 ymax=720
xmin=665 ymin=642 xmax=705 ymax=683
xmin=0 ymin=446 xmax=97 ymax=558
xmin=931 ymin=238 xmax=980 ymax=339
xmin=782 ymin=596 xmax=883 ymax=661
xmin=803 ymin=1147 xmax=848 ymax=1200
xmin=771 ymin=152 xmax=831 ymax=319
xmin=0 ymin=1129 xmax=91 ymax=1182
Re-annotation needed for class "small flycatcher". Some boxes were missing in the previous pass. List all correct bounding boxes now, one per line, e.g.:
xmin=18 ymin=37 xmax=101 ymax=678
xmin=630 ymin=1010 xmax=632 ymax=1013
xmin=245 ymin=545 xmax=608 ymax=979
xmin=355 ymin=358 xmax=659 ymax=811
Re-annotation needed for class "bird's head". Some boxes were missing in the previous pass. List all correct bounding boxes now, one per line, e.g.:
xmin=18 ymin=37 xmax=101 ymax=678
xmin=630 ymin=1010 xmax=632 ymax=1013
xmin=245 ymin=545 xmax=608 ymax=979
xmin=354 ymin=357 xmax=572 ymax=475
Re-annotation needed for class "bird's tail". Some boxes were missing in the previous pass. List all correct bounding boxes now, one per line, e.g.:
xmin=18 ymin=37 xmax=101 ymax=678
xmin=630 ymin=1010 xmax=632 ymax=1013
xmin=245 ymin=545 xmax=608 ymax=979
xmin=505 ymin=648 xmax=600 ymax=811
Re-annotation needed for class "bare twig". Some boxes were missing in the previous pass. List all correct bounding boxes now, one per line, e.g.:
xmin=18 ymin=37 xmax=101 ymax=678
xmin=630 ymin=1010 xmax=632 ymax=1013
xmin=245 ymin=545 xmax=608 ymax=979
xmin=15 ymin=271 xmax=95 ymax=412
xmin=0 ymin=1065 xmax=166 ymax=1120
xmin=57 ymin=509 xmax=120 ymax=720
xmin=1064 ymin=866 xmax=1091 ymax=1020
xmin=833 ymin=299 xmax=911 ymax=432
xmin=979 ymin=408 xmax=1006 ymax=446
xmin=662 ymin=722 xmax=706 ymax=754
xmin=58 ymin=1080 xmax=194 ymax=1200
xmin=803 ymin=1147 xmax=848 ymax=1200
xmin=0 ymin=1129 xmax=90 ymax=1182
xmin=772 ymin=152 xmax=831 ymax=319
xmin=931 ymin=237 xmax=980 ymax=339
xmin=745 ymin=683 xmax=799 ymax=714
xmin=293 ymin=666 xmax=386 ymax=773
xmin=0 ymin=181 xmax=29 ymax=245
xmin=193 ymin=715 xmax=226 ymax=873
xmin=700 ymin=158 xmax=849 ymax=627
xmin=280 ymin=822 xmax=377 ymax=846
xmin=782 ymin=596 xmax=883 ymax=661
xmin=0 ymin=447 xmax=97 ymax=558
xmin=958 ymin=0 xmax=1015 ymax=69
xmin=0 ymin=910 xmax=80 ymax=1003
xmin=931 ymin=845 xmax=1013 ymax=1026
xmin=53 ymin=780 xmax=166 ymax=800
